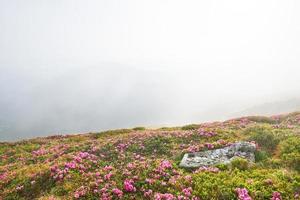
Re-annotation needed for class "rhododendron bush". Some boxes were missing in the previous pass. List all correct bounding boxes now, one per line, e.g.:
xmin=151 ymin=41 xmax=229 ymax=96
xmin=0 ymin=112 xmax=300 ymax=199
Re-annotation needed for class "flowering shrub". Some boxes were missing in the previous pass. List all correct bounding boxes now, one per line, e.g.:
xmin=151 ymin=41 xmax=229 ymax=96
xmin=1 ymin=112 xmax=300 ymax=199
xmin=236 ymin=188 xmax=252 ymax=200
xmin=271 ymin=192 xmax=282 ymax=200
xmin=124 ymin=179 xmax=136 ymax=192
xmin=112 ymin=188 xmax=123 ymax=198
xmin=193 ymin=169 xmax=300 ymax=200
xmin=198 ymin=129 xmax=217 ymax=137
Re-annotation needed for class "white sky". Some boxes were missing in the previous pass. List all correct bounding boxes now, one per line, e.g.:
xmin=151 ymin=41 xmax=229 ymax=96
xmin=0 ymin=0 xmax=300 ymax=140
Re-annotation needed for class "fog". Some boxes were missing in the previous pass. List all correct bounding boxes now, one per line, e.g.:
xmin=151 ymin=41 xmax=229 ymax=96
xmin=1 ymin=0 xmax=300 ymax=141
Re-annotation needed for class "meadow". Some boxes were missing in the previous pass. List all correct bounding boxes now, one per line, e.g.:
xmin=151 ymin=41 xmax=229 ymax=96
xmin=1 ymin=112 xmax=300 ymax=199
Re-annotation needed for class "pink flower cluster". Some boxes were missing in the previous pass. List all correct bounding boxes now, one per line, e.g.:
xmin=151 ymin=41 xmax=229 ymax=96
xmin=104 ymin=172 xmax=113 ymax=180
xmin=182 ymin=187 xmax=193 ymax=197
xmin=103 ymin=165 xmax=113 ymax=171
xmin=32 ymin=148 xmax=48 ymax=156
xmin=0 ymin=172 xmax=8 ymax=181
xmin=112 ymin=188 xmax=123 ymax=198
xmin=271 ymin=192 xmax=282 ymax=200
xmin=186 ymin=145 xmax=203 ymax=153
xmin=50 ymin=165 xmax=68 ymax=181
xmin=74 ymin=186 xmax=87 ymax=199
xmin=50 ymin=151 xmax=97 ymax=180
xmin=123 ymin=179 xmax=136 ymax=192
xmin=160 ymin=160 xmax=172 ymax=169
xmin=154 ymin=192 xmax=199 ymax=200
xmin=117 ymin=143 xmax=128 ymax=152
xmin=198 ymin=129 xmax=217 ymax=137
xmin=144 ymin=189 xmax=153 ymax=197
xmin=65 ymin=161 xmax=76 ymax=169
xmin=235 ymin=188 xmax=252 ymax=200
xmin=205 ymin=143 xmax=214 ymax=149
xmin=154 ymin=160 xmax=173 ymax=177
xmin=154 ymin=193 xmax=176 ymax=200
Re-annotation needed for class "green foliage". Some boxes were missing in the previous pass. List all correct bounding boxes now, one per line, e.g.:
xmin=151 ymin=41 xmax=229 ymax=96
xmin=142 ymin=136 xmax=171 ymax=156
xmin=264 ymin=158 xmax=282 ymax=169
xmin=254 ymin=150 xmax=270 ymax=162
xmin=92 ymin=128 xmax=132 ymax=139
xmin=215 ymin=163 xmax=229 ymax=171
xmin=231 ymin=158 xmax=250 ymax=170
xmin=158 ymin=127 xmax=180 ymax=131
xmin=181 ymin=124 xmax=200 ymax=130
xmin=280 ymin=137 xmax=300 ymax=172
xmin=102 ymin=144 xmax=119 ymax=160
xmin=4 ymin=171 xmax=56 ymax=199
xmin=242 ymin=125 xmax=271 ymax=135
xmin=51 ymin=184 xmax=69 ymax=196
xmin=247 ymin=116 xmax=277 ymax=124
xmin=246 ymin=126 xmax=279 ymax=152
xmin=132 ymin=127 xmax=146 ymax=131
xmin=193 ymin=169 xmax=299 ymax=200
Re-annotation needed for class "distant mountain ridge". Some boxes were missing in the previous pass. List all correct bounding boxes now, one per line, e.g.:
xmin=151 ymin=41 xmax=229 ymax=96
xmin=234 ymin=98 xmax=300 ymax=117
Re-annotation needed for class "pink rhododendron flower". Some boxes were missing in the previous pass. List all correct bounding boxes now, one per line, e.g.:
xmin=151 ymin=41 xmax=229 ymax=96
xmin=74 ymin=186 xmax=87 ymax=199
xmin=144 ymin=189 xmax=153 ymax=197
xmin=95 ymin=172 xmax=101 ymax=177
xmin=0 ymin=173 xmax=8 ymax=181
xmin=112 ymin=188 xmax=123 ymax=198
xmin=145 ymin=178 xmax=155 ymax=184
xmin=123 ymin=179 xmax=136 ymax=192
xmin=78 ymin=152 xmax=89 ymax=159
xmin=154 ymin=193 xmax=175 ymax=200
xmin=271 ymin=192 xmax=282 ymax=200
xmin=187 ymin=145 xmax=201 ymax=153
xmin=32 ymin=148 xmax=48 ymax=156
xmin=104 ymin=172 xmax=113 ymax=180
xmin=117 ymin=143 xmax=128 ymax=151
xmin=205 ymin=143 xmax=214 ymax=149
xmin=127 ymin=162 xmax=135 ymax=169
xmin=198 ymin=129 xmax=217 ymax=137
xmin=65 ymin=161 xmax=76 ymax=169
xmin=236 ymin=188 xmax=252 ymax=200
xmin=160 ymin=160 xmax=172 ymax=169
xmin=184 ymin=175 xmax=192 ymax=181
xmin=182 ymin=187 xmax=192 ymax=197
xmin=103 ymin=165 xmax=113 ymax=171
xmin=74 ymin=193 xmax=80 ymax=199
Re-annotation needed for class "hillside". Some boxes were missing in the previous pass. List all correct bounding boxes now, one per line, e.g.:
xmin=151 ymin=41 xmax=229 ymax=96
xmin=1 ymin=112 xmax=300 ymax=200
xmin=234 ymin=98 xmax=300 ymax=117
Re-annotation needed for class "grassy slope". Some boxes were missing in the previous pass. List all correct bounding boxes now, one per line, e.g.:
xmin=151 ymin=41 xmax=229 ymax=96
xmin=0 ymin=112 xmax=300 ymax=200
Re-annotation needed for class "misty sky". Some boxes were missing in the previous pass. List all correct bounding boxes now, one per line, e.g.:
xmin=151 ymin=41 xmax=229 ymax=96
xmin=1 ymin=0 xmax=300 ymax=141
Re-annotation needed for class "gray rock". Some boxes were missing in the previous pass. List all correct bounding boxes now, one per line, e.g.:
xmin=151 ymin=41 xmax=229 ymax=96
xmin=179 ymin=142 xmax=256 ymax=168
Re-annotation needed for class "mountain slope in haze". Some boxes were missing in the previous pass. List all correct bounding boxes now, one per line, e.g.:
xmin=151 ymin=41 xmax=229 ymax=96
xmin=235 ymin=98 xmax=300 ymax=117
xmin=1 ymin=112 xmax=300 ymax=199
